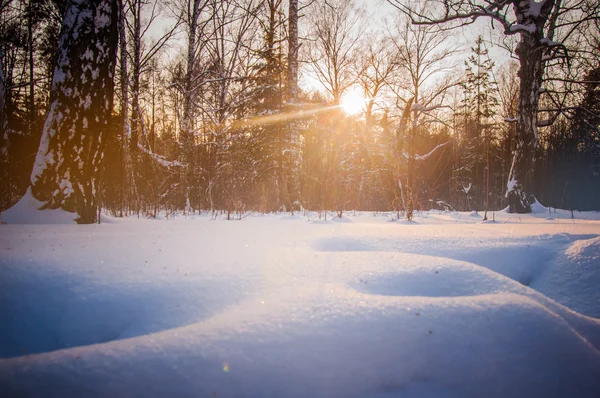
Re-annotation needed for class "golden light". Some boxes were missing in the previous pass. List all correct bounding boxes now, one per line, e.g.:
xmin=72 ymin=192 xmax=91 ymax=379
xmin=340 ymin=91 xmax=366 ymax=115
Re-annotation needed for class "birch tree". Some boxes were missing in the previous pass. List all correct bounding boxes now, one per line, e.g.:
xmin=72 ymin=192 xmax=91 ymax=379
xmin=388 ymin=15 xmax=457 ymax=220
xmin=178 ymin=0 xmax=205 ymax=211
xmin=123 ymin=0 xmax=180 ymax=214
xmin=287 ymin=0 xmax=298 ymax=102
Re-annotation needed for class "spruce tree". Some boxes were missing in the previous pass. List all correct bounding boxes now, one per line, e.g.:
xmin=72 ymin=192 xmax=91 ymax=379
xmin=30 ymin=0 xmax=119 ymax=223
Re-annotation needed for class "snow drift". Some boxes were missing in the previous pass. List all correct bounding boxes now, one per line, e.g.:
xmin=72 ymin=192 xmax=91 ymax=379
xmin=1 ymin=212 xmax=600 ymax=397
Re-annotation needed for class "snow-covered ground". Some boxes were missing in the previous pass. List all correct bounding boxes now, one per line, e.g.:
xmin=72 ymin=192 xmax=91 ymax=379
xmin=1 ymin=203 xmax=600 ymax=397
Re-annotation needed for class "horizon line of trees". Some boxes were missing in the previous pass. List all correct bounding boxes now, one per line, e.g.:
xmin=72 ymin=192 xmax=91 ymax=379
xmin=0 ymin=0 xmax=598 ymax=223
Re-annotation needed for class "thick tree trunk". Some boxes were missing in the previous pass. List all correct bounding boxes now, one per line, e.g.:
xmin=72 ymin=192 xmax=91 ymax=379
xmin=507 ymin=36 xmax=542 ymax=212
xmin=506 ymin=1 xmax=551 ymax=213
xmin=30 ymin=0 xmax=119 ymax=223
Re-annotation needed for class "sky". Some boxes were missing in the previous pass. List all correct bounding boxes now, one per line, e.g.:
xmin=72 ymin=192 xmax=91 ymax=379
xmin=146 ymin=0 xmax=513 ymax=102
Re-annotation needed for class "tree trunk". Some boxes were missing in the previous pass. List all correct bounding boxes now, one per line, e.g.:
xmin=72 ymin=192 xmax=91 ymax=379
xmin=285 ymin=0 xmax=299 ymax=211
xmin=506 ymin=33 xmax=544 ymax=213
xmin=30 ymin=0 xmax=119 ymax=224
xmin=180 ymin=0 xmax=201 ymax=209
xmin=118 ymin=0 xmax=129 ymax=216
xmin=28 ymin=6 xmax=35 ymax=136
xmin=0 ymin=49 xmax=6 ymax=138
xmin=505 ymin=0 xmax=556 ymax=213
xmin=0 ymin=49 xmax=8 ymax=209
xmin=287 ymin=0 xmax=298 ymax=101
xmin=130 ymin=0 xmax=142 ymax=154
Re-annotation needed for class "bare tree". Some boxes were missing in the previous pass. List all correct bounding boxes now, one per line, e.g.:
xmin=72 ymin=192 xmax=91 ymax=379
xmin=306 ymin=0 xmax=364 ymax=104
xmin=387 ymin=14 xmax=458 ymax=220
xmin=126 ymin=0 xmax=180 ymax=154
xmin=389 ymin=0 xmax=600 ymax=213
xmin=177 ymin=0 xmax=208 ymax=211
xmin=181 ymin=0 xmax=261 ymax=213
xmin=117 ymin=0 xmax=132 ymax=216
xmin=354 ymin=38 xmax=398 ymax=129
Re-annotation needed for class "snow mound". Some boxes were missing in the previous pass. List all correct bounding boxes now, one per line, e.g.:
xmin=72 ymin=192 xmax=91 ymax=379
xmin=530 ymin=199 xmax=549 ymax=214
xmin=2 ymin=216 xmax=600 ymax=397
xmin=351 ymin=261 xmax=517 ymax=297
xmin=566 ymin=236 xmax=600 ymax=263
xmin=532 ymin=236 xmax=600 ymax=318
xmin=1 ymin=188 xmax=76 ymax=224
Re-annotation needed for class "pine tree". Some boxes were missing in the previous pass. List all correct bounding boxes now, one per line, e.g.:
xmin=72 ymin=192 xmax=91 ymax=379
xmin=30 ymin=0 xmax=119 ymax=223
xmin=460 ymin=36 xmax=498 ymax=216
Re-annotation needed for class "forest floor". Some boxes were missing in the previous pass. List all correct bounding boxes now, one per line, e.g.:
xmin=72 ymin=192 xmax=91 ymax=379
xmin=1 ymin=194 xmax=600 ymax=397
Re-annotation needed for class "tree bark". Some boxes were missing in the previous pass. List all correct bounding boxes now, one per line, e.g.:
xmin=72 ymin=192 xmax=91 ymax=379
xmin=0 ymin=49 xmax=6 ymax=137
xmin=180 ymin=0 xmax=201 ymax=210
xmin=118 ymin=0 xmax=129 ymax=216
xmin=506 ymin=1 xmax=553 ymax=213
xmin=130 ymin=0 xmax=142 ymax=154
xmin=287 ymin=0 xmax=298 ymax=102
xmin=28 ymin=5 xmax=35 ymax=135
xmin=30 ymin=0 xmax=119 ymax=223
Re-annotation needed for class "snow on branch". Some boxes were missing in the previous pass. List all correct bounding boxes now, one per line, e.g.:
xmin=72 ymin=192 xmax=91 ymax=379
xmin=509 ymin=23 xmax=537 ymax=34
xmin=540 ymin=37 xmax=560 ymax=47
xmin=415 ymin=141 xmax=449 ymax=161
xmin=137 ymin=144 xmax=184 ymax=168
xmin=387 ymin=0 xmax=514 ymax=33
xmin=387 ymin=0 xmax=562 ymax=40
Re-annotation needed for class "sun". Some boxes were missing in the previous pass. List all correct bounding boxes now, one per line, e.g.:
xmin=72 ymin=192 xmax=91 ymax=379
xmin=340 ymin=91 xmax=366 ymax=115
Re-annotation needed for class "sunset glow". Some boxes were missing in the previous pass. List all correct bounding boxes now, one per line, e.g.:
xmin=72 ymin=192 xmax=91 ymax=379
xmin=340 ymin=91 xmax=366 ymax=115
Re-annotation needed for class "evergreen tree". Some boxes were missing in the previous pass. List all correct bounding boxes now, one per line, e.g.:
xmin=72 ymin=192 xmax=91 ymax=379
xmin=30 ymin=0 xmax=119 ymax=223
xmin=459 ymin=36 xmax=498 ymax=214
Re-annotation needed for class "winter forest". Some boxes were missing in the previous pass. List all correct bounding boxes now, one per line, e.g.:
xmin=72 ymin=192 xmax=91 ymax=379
xmin=1 ymin=0 xmax=598 ymax=223
xmin=2 ymin=1 xmax=600 ymax=397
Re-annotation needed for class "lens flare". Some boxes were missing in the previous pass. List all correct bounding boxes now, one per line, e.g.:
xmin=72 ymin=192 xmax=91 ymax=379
xmin=340 ymin=91 xmax=365 ymax=115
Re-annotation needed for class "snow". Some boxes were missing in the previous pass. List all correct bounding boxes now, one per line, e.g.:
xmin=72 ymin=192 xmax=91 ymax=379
xmin=506 ymin=177 xmax=517 ymax=194
xmin=414 ymin=141 xmax=448 ymax=160
xmin=0 ymin=187 xmax=76 ymax=224
xmin=530 ymin=199 xmax=548 ymax=213
xmin=540 ymin=37 xmax=560 ymax=47
xmin=30 ymin=101 xmax=59 ymax=185
xmin=1 ymin=209 xmax=600 ymax=397
xmin=527 ymin=0 xmax=546 ymax=18
xmin=509 ymin=23 xmax=537 ymax=34
xmin=137 ymin=143 xmax=184 ymax=167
